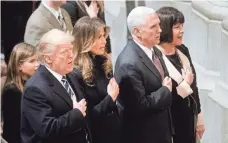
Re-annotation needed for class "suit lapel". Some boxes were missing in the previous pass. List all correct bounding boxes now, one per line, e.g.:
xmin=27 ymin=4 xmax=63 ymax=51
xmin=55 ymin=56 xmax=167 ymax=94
xmin=39 ymin=4 xmax=63 ymax=30
xmin=52 ymin=80 xmax=73 ymax=108
xmin=131 ymin=41 xmax=162 ymax=82
xmin=40 ymin=66 xmax=73 ymax=108
xmin=61 ymin=9 xmax=73 ymax=32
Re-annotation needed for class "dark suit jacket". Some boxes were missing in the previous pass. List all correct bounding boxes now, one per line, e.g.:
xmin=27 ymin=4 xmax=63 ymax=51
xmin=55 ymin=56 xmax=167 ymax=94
xmin=61 ymin=1 xmax=111 ymax=53
xmin=72 ymin=55 xmax=121 ymax=143
xmin=2 ymin=83 xmax=22 ymax=143
xmin=24 ymin=3 xmax=73 ymax=47
xmin=114 ymin=40 xmax=173 ymax=143
xmin=21 ymin=65 xmax=89 ymax=143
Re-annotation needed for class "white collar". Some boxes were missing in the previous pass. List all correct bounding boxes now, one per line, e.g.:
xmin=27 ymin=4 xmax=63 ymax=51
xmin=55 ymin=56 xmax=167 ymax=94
xmin=42 ymin=1 xmax=62 ymax=20
xmin=133 ymin=39 xmax=153 ymax=62
xmin=45 ymin=66 xmax=63 ymax=83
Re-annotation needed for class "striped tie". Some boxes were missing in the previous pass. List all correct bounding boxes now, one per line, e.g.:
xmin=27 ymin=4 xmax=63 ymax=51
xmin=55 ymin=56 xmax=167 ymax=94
xmin=152 ymin=51 xmax=164 ymax=80
xmin=58 ymin=14 xmax=66 ymax=31
xmin=61 ymin=77 xmax=90 ymax=143
xmin=61 ymin=76 xmax=74 ymax=98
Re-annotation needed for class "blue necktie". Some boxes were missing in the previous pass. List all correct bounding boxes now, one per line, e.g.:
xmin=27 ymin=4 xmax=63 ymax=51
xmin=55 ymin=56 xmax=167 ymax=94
xmin=61 ymin=76 xmax=75 ymax=98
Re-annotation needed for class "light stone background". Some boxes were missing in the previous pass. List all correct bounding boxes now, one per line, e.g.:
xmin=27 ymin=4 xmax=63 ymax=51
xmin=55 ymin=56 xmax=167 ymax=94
xmin=104 ymin=1 xmax=228 ymax=143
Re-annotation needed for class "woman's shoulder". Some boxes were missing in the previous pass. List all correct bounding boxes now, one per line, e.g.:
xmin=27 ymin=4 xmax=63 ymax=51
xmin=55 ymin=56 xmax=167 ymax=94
xmin=2 ymin=83 xmax=21 ymax=98
xmin=70 ymin=67 xmax=82 ymax=78
xmin=176 ymin=44 xmax=189 ymax=52
xmin=176 ymin=44 xmax=190 ymax=55
xmin=3 ymin=83 xmax=19 ymax=92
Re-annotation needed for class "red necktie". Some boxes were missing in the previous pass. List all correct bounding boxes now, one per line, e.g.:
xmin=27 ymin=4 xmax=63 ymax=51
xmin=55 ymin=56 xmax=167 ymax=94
xmin=152 ymin=51 xmax=164 ymax=80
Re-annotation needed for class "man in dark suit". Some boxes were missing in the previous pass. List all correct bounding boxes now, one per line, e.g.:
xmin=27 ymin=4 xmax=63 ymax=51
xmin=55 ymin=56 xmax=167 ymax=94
xmin=21 ymin=29 xmax=90 ymax=143
xmin=115 ymin=7 xmax=173 ymax=143
xmin=24 ymin=0 xmax=73 ymax=47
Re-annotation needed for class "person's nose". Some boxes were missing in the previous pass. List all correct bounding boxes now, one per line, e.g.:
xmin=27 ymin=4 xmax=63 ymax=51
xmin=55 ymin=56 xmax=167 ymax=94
xmin=102 ymin=36 xmax=107 ymax=45
xmin=158 ymin=25 xmax=162 ymax=33
xmin=180 ymin=25 xmax=184 ymax=34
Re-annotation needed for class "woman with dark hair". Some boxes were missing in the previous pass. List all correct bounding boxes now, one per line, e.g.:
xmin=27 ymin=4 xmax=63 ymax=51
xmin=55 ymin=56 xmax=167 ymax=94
xmin=72 ymin=16 xmax=121 ymax=143
xmin=1 ymin=43 xmax=40 ymax=143
xmin=61 ymin=0 xmax=112 ymax=54
xmin=156 ymin=7 xmax=205 ymax=143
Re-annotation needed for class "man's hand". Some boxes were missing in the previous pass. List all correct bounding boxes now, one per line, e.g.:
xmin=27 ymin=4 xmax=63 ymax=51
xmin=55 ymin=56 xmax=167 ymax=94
xmin=162 ymin=76 xmax=172 ymax=92
xmin=73 ymin=99 xmax=87 ymax=117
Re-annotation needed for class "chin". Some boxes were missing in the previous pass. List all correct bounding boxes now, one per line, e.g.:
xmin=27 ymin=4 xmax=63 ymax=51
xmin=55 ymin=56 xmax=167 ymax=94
xmin=177 ymin=42 xmax=182 ymax=46
xmin=97 ymin=52 xmax=105 ymax=56
xmin=66 ymin=67 xmax=73 ymax=73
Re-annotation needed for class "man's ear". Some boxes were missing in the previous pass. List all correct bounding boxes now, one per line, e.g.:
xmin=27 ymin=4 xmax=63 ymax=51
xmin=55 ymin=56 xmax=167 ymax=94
xmin=132 ymin=27 xmax=141 ymax=39
xmin=44 ymin=55 xmax=52 ymax=64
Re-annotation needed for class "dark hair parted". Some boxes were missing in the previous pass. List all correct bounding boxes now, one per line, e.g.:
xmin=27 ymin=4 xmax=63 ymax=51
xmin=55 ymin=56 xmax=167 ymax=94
xmin=156 ymin=7 xmax=185 ymax=43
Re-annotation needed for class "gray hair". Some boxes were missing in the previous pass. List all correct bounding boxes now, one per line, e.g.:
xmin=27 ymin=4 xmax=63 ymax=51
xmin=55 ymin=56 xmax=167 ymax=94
xmin=127 ymin=6 xmax=155 ymax=35
xmin=37 ymin=29 xmax=74 ymax=64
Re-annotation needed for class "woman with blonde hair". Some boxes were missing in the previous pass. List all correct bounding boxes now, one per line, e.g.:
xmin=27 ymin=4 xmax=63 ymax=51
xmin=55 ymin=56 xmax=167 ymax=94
xmin=62 ymin=0 xmax=112 ymax=54
xmin=72 ymin=16 xmax=121 ymax=143
xmin=1 ymin=42 xmax=39 ymax=143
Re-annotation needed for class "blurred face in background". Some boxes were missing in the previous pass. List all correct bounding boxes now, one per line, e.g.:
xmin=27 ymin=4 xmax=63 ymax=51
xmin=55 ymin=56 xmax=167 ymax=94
xmin=49 ymin=0 xmax=67 ymax=8
xmin=19 ymin=54 xmax=40 ymax=79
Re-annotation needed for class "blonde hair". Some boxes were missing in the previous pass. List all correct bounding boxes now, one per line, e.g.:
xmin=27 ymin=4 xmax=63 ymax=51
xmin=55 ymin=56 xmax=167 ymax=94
xmin=4 ymin=43 xmax=36 ymax=92
xmin=37 ymin=29 xmax=74 ymax=64
xmin=72 ymin=16 xmax=111 ymax=86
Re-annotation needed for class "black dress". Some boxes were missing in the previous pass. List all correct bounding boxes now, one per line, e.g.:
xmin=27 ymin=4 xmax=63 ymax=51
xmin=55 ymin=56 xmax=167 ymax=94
xmin=61 ymin=1 xmax=112 ymax=54
xmin=166 ymin=44 xmax=201 ymax=143
xmin=2 ymin=83 xmax=22 ymax=143
xmin=73 ymin=55 xmax=121 ymax=143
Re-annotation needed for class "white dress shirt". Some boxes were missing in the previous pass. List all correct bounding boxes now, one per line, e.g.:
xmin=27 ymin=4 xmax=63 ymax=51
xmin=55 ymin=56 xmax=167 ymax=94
xmin=42 ymin=1 xmax=64 ymax=24
xmin=45 ymin=66 xmax=77 ymax=105
xmin=133 ymin=39 xmax=154 ymax=62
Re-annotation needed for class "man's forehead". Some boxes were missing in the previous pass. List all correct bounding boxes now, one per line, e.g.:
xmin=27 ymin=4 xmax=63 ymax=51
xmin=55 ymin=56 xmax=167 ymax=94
xmin=55 ymin=44 xmax=73 ymax=51
xmin=146 ymin=13 xmax=160 ymax=24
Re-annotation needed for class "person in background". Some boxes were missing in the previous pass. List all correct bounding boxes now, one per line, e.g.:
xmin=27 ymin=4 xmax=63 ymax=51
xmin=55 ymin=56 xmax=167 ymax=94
xmin=72 ymin=17 xmax=121 ymax=143
xmin=24 ymin=0 xmax=73 ymax=47
xmin=2 ymin=43 xmax=39 ymax=143
xmin=1 ymin=51 xmax=7 ymax=93
xmin=156 ymin=7 xmax=205 ymax=143
xmin=62 ymin=0 xmax=112 ymax=55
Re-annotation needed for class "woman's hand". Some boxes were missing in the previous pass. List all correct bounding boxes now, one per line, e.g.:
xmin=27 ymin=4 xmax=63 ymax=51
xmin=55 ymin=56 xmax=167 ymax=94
xmin=196 ymin=112 xmax=205 ymax=141
xmin=181 ymin=68 xmax=194 ymax=85
xmin=84 ymin=1 xmax=99 ymax=18
xmin=107 ymin=78 xmax=119 ymax=101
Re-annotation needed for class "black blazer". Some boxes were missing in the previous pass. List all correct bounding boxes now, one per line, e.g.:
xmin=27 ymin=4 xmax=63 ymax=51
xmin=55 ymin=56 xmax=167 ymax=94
xmin=21 ymin=65 xmax=90 ymax=143
xmin=114 ymin=40 xmax=173 ymax=143
xmin=176 ymin=44 xmax=201 ymax=114
xmin=169 ymin=45 xmax=201 ymax=143
xmin=72 ymin=55 xmax=121 ymax=143
xmin=2 ymin=83 xmax=22 ymax=143
xmin=61 ymin=1 xmax=111 ymax=54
